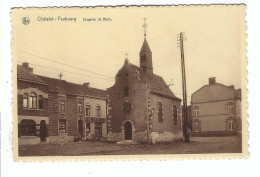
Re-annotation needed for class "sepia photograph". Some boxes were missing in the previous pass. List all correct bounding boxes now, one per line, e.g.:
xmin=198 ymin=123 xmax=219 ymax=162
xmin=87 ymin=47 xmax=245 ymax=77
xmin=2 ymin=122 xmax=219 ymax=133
xmin=11 ymin=5 xmax=247 ymax=160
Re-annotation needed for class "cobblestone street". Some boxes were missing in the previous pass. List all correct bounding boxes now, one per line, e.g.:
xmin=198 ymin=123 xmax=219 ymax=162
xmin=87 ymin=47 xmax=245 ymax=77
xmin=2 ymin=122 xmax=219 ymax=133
xmin=19 ymin=136 xmax=242 ymax=156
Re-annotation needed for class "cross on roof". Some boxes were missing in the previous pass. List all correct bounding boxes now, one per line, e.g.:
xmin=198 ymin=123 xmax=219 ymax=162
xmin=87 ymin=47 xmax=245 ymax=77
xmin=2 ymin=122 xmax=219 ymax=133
xmin=142 ymin=18 xmax=148 ymax=37
xmin=125 ymin=52 xmax=129 ymax=59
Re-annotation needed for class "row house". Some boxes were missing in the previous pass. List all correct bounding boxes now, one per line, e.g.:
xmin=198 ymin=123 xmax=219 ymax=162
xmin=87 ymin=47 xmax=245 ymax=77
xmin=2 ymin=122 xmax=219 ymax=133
xmin=17 ymin=63 xmax=49 ymax=145
xmin=17 ymin=63 xmax=107 ymax=144
xmin=191 ymin=77 xmax=242 ymax=136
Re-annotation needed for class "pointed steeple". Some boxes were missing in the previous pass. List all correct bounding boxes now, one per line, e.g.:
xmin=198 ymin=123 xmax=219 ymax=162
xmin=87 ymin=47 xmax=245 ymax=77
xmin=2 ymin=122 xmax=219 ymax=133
xmin=140 ymin=18 xmax=153 ymax=74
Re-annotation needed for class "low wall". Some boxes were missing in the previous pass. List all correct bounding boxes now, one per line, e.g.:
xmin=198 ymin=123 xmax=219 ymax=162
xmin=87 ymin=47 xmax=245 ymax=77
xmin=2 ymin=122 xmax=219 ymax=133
xmin=192 ymin=131 xmax=238 ymax=137
xmin=151 ymin=131 xmax=183 ymax=144
xmin=49 ymin=135 xmax=74 ymax=143
xmin=19 ymin=136 xmax=40 ymax=145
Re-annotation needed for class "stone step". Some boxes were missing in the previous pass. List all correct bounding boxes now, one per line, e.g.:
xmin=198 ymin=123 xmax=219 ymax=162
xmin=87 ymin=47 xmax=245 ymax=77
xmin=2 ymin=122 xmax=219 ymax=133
xmin=117 ymin=140 xmax=136 ymax=144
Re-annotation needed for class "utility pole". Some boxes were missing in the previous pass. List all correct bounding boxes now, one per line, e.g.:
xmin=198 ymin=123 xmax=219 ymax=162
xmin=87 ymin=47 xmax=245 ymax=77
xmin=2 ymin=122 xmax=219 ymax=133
xmin=58 ymin=72 xmax=63 ymax=94
xmin=178 ymin=32 xmax=190 ymax=142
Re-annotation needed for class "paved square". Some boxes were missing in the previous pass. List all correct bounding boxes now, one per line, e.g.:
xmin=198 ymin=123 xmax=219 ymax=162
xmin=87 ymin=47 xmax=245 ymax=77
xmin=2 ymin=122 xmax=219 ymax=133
xmin=19 ymin=136 xmax=242 ymax=156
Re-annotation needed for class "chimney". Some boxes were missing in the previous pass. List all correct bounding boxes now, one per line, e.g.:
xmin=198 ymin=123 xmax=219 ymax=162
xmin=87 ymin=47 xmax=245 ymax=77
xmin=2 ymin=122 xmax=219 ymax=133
xmin=22 ymin=62 xmax=33 ymax=73
xmin=209 ymin=77 xmax=216 ymax=85
xmin=22 ymin=62 xmax=29 ymax=69
xmin=229 ymin=85 xmax=234 ymax=89
xmin=83 ymin=82 xmax=90 ymax=88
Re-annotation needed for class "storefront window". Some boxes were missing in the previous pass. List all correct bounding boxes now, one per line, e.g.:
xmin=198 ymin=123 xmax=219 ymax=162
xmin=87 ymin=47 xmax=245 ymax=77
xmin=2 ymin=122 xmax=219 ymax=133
xmin=19 ymin=119 xmax=36 ymax=136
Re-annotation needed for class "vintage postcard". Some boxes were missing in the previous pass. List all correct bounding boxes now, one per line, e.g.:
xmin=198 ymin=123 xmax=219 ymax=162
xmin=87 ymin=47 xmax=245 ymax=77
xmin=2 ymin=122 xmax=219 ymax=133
xmin=11 ymin=5 xmax=248 ymax=161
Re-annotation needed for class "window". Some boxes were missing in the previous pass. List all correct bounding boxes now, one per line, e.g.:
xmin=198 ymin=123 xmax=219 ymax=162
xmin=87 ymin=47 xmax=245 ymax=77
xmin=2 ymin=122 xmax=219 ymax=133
xmin=60 ymin=100 xmax=65 ymax=112
xmin=228 ymin=120 xmax=233 ymax=131
xmin=86 ymin=104 xmax=90 ymax=116
xmin=158 ymin=102 xmax=163 ymax=122
xmin=29 ymin=92 xmax=37 ymax=109
xmin=38 ymin=95 xmax=43 ymax=109
xmin=173 ymin=105 xmax=177 ymax=124
xmin=96 ymin=105 xmax=101 ymax=117
xmin=23 ymin=93 xmax=28 ymax=108
xmin=228 ymin=105 xmax=233 ymax=114
xmin=19 ymin=119 xmax=36 ymax=136
xmin=78 ymin=102 xmax=83 ymax=114
xmin=194 ymin=121 xmax=200 ymax=132
xmin=59 ymin=119 xmax=67 ymax=133
xmin=124 ymin=86 xmax=129 ymax=97
xmin=125 ymin=72 xmax=129 ymax=77
xmin=194 ymin=106 xmax=199 ymax=117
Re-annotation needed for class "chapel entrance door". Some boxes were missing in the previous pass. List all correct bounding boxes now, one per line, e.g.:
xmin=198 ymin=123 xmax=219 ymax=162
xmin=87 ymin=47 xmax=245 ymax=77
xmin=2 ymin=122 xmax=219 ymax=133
xmin=124 ymin=121 xmax=132 ymax=140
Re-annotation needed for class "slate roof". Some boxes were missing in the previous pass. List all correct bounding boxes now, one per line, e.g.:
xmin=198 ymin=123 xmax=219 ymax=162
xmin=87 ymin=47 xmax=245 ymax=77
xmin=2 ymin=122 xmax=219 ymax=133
xmin=120 ymin=62 xmax=181 ymax=101
xmin=38 ymin=75 xmax=107 ymax=98
xmin=17 ymin=65 xmax=46 ymax=84
xmin=140 ymin=38 xmax=151 ymax=53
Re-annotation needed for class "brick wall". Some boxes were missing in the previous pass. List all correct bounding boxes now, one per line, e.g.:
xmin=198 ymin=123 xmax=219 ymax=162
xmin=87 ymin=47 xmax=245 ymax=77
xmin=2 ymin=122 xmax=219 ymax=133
xmin=48 ymin=92 xmax=59 ymax=136
xmin=66 ymin=95 xmax=77 ymax=136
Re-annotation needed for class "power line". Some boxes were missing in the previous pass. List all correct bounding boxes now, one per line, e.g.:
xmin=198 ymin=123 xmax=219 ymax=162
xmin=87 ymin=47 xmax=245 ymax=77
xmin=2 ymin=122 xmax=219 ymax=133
xmin=15 ymin=49 xmax=114 ymax=79
xmin=17 ymin=61 xmax=114 ymax=82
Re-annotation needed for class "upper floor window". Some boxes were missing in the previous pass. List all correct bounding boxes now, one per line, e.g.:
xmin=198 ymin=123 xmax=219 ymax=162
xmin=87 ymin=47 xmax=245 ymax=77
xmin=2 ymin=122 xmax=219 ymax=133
xmin=96 ymin=105 xmax=101 ymax=117
xmin=78 ymin=102 xmax=83 ymax=114
xmin=158 ymin=102 xmax=163 ymax=122
xmin=23 ymin=93 xmax=28 ymax=108
xmin=194 ymin=106 xmax=199 ymax=117
xmin=86 ymin=104 xmax=90 ymax=116
xmin=29 ymin=92 xmax=37 ymax=109
xmin=125 ymin=72 xmax=129 ymax=77
xmin=124 ymin=86 xmax=129 ymax=97
xmin=38 ymin=95 xmax=43 ymax=109
xmin=60 ymin=100 xmax=65 ymax=112
xmin=228 ymin=120 xmax=233 ymax=131
xmin=173 ymin=105 xmax=177 ymax=124
xmin=228 ymin=105 xmax=234 ymax=114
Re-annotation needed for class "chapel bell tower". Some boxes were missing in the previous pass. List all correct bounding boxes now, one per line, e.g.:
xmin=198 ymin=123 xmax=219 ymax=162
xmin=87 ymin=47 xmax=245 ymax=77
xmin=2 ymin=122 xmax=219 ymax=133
xmin=139 ymin=18 xmax=153 ymax=75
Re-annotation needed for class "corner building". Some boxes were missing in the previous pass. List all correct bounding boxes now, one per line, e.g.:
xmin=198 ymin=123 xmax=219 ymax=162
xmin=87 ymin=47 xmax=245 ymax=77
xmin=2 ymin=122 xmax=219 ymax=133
xmin=107 ymin=36 xmax=183 ymax=144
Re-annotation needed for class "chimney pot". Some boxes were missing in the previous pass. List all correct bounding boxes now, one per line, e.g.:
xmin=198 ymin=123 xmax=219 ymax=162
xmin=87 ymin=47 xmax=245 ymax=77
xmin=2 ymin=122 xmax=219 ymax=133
xmin=209 ymin=77 xmax=216 ymax=85
xmin=22 ymin=62 xmax=29 ymax=68
xmin=83 ymin=82 xmax=90 ymax=88
xmin=229 ymin=85 xmax=234 ymax=89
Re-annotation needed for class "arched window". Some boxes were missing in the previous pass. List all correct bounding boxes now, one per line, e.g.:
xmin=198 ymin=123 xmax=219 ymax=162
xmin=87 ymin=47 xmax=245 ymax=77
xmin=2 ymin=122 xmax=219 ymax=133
xmin=124 ymin=86 xmax=129 ymax=97
xmin=38 ymin=95 xmax=43 ymax=109
xmin=173 ymin=105 xmax=177 ymax=124
xmin=23 ymin=93 xmax=28 ymax=108
xmin=19 ymin=119 xmax=36 ymax=136
xmin=29 ymin=92 xmax=37 ymax=109
xmin=158 ymin=102 xmax=163 ymax=122
xmin=96 ymin=105 xmax=101 ymax=117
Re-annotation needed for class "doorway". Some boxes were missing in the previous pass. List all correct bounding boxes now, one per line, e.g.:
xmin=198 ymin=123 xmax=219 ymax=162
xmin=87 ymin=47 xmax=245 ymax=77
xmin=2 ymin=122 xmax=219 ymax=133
xmin=78 ymin=120 xmax=83 ymax=137
xmin=124 ymin=121 xmax=132 ymax=140
xmin=40 ymin=120 xmax=47 ymax=142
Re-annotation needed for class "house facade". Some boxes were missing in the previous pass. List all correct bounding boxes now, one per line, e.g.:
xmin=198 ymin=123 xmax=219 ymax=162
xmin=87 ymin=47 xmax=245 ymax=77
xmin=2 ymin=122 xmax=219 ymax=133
xmin=17 ymin=63 xmax=49 ymax=145
xmin=107 ymin=36 xmax=183 ymax=144
xmin=39 ymin=76 xmax=107 ymax=143
xmin=191 ymin=77 xmax=242 ymax=136
xmin=17 ymin=63 xmax=107 ymax=144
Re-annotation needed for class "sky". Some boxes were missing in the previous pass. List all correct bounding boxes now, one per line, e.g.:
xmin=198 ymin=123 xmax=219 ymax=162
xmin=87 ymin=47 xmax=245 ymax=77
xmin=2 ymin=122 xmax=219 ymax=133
xmin=12 ymin=6 xmax=245 ymax=103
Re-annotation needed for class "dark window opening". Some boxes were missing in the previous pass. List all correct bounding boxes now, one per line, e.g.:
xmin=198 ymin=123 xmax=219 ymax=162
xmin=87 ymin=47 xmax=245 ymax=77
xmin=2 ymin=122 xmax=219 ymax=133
xmin=158 ymin=102 xmax=163 ymax=122
xmin=124 ymin=86 xmax=129 ymax=97
xmin=173 ymin=105 xmax=177 ymax=124
xmin=38 ymin=95 xmax=43 ymax=109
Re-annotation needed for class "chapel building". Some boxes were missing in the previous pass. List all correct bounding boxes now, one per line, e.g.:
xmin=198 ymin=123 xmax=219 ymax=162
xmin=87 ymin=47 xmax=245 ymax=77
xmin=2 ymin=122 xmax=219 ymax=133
xmin=107 ymin=35 xmax=183 ymax=144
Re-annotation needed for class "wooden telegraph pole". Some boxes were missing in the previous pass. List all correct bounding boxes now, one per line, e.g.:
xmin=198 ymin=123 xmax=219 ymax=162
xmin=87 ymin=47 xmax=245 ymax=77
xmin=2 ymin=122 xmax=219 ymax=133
xmin=178 ymin=32 xmax=190 ymax=142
